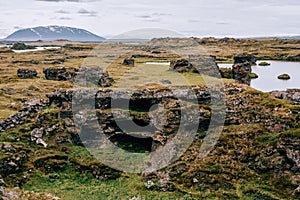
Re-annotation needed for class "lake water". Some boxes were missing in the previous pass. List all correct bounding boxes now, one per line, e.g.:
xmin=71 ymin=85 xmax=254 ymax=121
xmin=218 ymin=61 xmax=300 ymax=92
xmin=145 ymin=62 xmax=170 ymax=65
xmin=12 ymin=46 xmax=61 ymax=53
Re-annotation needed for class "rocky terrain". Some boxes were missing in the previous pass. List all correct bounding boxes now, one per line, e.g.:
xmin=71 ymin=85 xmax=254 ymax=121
xmin=270 ymin=89 xmax=300 ymax=105
xmin=0 ymin=38 xmax=299 ymax=199
xmin=0 ymin=81 xmax=299 ymax=199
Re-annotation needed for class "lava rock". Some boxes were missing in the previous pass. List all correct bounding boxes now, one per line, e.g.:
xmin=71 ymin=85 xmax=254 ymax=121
xmin=234 ymin=54 xmax=257 ymax=65
xmin=232 ymin=62 xmax=252 ymax=85
xmin=71 ymin=67 xmax=114 ymax=87
xmin=17 ymin=69 xmax=38 ymax=79
xmin=0 ymin=99 xmax=47 ymax=132
xmin=123 ymin=58 xmax=135 ymax=66
xmin=170 ymin=58 xmax=197 ymax=73
xmin=170 ymin=56 xmax=220 ymax=77
xmin=43 ymin=67 xmax=79 ymax=81
xmin=270 ymin=89 xmax=300 ymax=105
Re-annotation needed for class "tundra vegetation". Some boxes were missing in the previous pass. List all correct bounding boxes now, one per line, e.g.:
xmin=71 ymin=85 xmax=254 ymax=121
xmin=0 ymin=38 xmax=299 ymax=199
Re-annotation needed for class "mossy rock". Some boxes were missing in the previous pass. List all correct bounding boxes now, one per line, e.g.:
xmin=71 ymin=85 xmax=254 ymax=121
xmin=250 ymin=73 xmax=259 ymax=79
xmin=258 ymin=62 xmax=271 ymax=66
xmin=278 ymin=74 xmax=291 ymax=80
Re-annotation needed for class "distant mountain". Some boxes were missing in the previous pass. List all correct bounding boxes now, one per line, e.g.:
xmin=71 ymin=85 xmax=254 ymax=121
xmin=105 ymin=28 xmax=184 ymax=43
xmin=5 ymin=26 xmax=105 ymax=42
xmin=279 ymin=35 xmax=300 ymax=39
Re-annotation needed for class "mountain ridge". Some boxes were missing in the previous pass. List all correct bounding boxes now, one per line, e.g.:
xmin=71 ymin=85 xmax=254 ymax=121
xmin=5 ymin=25 xmax=105 ymax=42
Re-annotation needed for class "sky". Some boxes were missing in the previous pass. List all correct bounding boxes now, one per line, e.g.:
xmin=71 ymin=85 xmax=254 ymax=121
xmin=0 ymin=0 xmax=300 ymax=39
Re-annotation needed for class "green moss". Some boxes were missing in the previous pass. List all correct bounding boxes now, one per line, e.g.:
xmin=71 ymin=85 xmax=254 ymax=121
xmin=280 ymin=128 xmax=300 ymax=138
xmin=254 ymin=132 xmax=280 ymax=146
xmin=250 ymin=72 xmax=259 ymax=79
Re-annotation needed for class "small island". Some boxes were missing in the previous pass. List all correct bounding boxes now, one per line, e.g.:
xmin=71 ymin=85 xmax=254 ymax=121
xmin=278 ymin=74 xmax=291 ymax=80
xmin=258 ymin=61 xmax=271 ymax=66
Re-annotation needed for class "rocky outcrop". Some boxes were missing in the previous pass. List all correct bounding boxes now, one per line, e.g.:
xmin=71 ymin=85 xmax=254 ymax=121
xmin=123 ymin=58 xmax=135 ymax=66
xmin=225 ymin=84 xmax=299 ymax=132
xmin=231 ymin=54 xmax=255 ymax=85
xmin=287 ymin=54 xmax=300 ymax=61
xmin=31 ymin=128 xmax=48 ymax=147
xmin=0 ymin=144 xmax=28 ymax=181
xmin=170 ymin=56 xmax=220 ymax=77
xmin=43 ymin=67 xmax=79 ymax=81
xmin=75 ymin=67 xmax=114 ymax=87
xmin=46 ymin=87 xmax=218 ymax=151
xmin=232 ymin=62 xmax=252 ymax=85
xmin=0 ymin=80 xmax=299 ymax=198
xmin=45 ymin=83 xmax=300 ymax=152
xmin=233 ymin=54 xmax=257 ymax=65
xmin=170 ymin=58 xmax=196 ymax=73
xmin=270 ymin=89 xmax=300 ymax=105
xmin=190 ymin=55 xmax=220 ymax=77
xmin=97 ymin=72 xmax=114 ymax=87
xmin=17 ymin=69 xmax=38 ymax=79
xmin=43 ymin=67 xmax=114 ymax=87
xmin=0 ymin=99 xmax=47 ymax=132
xmin=142 ymin=92 xmax=300 ymax=196
xmin=196 ymin=37 xmax=237 ymax=45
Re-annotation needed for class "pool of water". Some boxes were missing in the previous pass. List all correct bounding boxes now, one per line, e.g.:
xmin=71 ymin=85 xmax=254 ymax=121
xmin=218 ymin=61 xmax=300 ymax=92
xmin=12 ymin=46 xmax=61 ymax=53
xmin=144 ymin=62 xmax=170 ymax=65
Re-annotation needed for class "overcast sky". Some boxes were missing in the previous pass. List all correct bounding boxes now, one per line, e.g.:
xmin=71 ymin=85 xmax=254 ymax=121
xmin=0 ymin=0 xmax=300 ymax=39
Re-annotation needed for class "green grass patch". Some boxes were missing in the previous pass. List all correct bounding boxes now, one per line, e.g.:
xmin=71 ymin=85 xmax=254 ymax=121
xmin=23 ymin=171 xmax=197 ymax=200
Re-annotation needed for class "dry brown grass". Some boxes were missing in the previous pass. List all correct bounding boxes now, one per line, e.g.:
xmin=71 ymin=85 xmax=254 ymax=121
xmin=194 ymin=38 xmax=300 ymax=62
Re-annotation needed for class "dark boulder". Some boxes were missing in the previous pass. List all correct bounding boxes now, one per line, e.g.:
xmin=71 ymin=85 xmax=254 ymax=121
xmin=17 ymin=69 xmax=38 ymax=79
xmin=123 ymin=58 xmax=135 ymax=66
xmin=170 ymin=56 xmax=220 ymax=77
xmin=232 ymin=62 xmax=252 ymax=85
xmin=43 ymin=67 xmax=79 ymax=81
xmin=231 ymin=54 xmax=255 ymax=85
xmin=234 ymin=54 xmax=257 ymax=65
xmin=189 ymin=55 xmax=220 ymax=77
xmin=98 ymin=73 xmax=114 ymax=87
xmin=170 ymin=58 xmax=197 ymax=73
xmin=74 ymin=67 xmax=114 ymax=87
